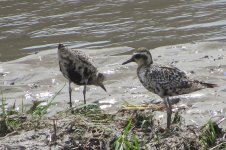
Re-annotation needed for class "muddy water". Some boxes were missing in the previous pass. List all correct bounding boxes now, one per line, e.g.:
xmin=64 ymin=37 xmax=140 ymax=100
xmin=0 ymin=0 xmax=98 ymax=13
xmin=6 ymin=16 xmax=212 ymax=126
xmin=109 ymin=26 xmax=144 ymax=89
xmin=1 ymin=0 xmax=226 ymax=61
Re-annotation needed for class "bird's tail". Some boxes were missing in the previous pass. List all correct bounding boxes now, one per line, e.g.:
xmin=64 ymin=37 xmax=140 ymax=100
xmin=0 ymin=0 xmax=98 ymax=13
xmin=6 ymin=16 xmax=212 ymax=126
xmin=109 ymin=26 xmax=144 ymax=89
xmin=193 ymin=80 xmax=217 ymax=88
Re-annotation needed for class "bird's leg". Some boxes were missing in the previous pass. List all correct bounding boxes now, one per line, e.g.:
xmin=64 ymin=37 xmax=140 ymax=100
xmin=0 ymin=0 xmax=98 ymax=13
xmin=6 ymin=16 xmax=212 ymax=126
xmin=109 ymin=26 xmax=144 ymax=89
xmin=83 ymin=79 xmax=88 ymax=104
xmin=163 ymin=96 xmax=172 ymax=129
xmin=69 ymin=81 xmax=72 ymax=107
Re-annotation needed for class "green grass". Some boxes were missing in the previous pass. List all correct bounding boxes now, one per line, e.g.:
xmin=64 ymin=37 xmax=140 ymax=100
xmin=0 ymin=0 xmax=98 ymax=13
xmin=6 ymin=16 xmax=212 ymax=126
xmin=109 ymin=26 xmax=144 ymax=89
xmin=199 ymin=120 xmax=222 ymax=149
xmin=134 ymin=111 xmax=153 ymax=131
xmin=0 ymin=84 xmax=65 ymax=135
xmin=0 ymin=92 xmax=12 ymax=136
xmin=0 ymin=92 xmax=6 ymax=118
xmin=172 ymin=111 xmax=183 ymax=125
xmin=28 ymin=83 xmax=65 ymax=118
xmin=113 ymin=119 xmax=140 ymax=150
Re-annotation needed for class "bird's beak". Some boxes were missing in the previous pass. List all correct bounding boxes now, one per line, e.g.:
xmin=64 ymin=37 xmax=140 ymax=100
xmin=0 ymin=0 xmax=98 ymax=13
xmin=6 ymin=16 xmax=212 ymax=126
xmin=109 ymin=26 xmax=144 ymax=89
xmin=100 ymin=84 xmax=107 ymax=92
xmin=122 ymin=57 xmax=134 ymax=65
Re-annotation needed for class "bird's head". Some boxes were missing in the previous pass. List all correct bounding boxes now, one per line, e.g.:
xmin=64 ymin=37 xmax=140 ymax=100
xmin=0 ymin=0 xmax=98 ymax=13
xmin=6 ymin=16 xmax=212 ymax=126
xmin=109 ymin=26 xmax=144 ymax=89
xmin=58 ymin=43 xmax=66 ymax=51
xmin=122 ymin=47 xmax=153 ymax=67
xmin=96 ymin=73 xmax=107 ymax=92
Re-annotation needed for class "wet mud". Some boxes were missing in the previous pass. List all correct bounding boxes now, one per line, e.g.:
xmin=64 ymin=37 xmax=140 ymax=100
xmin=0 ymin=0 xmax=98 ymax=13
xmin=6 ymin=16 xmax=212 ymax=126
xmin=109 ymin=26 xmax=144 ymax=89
xmin=0 ymin=42 xmax=226 ymax=149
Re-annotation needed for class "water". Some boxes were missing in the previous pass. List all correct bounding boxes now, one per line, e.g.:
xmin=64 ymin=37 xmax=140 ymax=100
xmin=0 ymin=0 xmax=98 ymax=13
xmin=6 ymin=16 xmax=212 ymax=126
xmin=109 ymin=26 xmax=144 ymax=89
xmin=1 ymin=0 xmax=226 ymax=61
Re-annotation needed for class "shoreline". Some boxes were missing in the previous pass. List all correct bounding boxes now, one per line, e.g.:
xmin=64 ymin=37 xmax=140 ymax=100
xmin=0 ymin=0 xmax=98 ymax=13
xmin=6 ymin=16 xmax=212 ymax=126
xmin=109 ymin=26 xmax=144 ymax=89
xmin=0 ymin=41 xmax=225 ymax=126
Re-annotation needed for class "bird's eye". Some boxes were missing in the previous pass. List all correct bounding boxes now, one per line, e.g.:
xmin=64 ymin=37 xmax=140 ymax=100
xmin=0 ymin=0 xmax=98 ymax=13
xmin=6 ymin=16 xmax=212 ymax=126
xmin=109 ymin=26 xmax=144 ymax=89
xmin=98 ymin=73 xmax=104 ymax=79
xmin=134 ymin=54 xmax=142 ymax=59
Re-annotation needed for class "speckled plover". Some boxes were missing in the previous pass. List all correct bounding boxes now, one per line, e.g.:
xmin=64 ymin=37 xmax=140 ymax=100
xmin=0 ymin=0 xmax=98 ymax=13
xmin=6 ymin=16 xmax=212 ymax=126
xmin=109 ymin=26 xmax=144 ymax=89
xmin=122 ymin=47 xmax=217 ymax=128
xmin=58 ymin=44 xmax=106 ymax=107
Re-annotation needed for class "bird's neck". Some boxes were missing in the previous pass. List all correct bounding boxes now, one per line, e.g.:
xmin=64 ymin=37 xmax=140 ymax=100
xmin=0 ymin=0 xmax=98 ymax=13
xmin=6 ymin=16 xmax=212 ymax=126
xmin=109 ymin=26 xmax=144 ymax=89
xmin=137 ymin=64 xmax=148 ymax=74
xmin=58 ymin=48 xmax=71 ymax=58
xmin=138 ymin=61 xmax=153 ymax=68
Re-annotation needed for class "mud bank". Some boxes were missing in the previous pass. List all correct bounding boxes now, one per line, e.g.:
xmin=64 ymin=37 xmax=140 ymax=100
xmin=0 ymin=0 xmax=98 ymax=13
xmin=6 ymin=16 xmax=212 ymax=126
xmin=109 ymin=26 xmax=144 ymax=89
xmin=0 ymin=42 xmax=226 ymax=125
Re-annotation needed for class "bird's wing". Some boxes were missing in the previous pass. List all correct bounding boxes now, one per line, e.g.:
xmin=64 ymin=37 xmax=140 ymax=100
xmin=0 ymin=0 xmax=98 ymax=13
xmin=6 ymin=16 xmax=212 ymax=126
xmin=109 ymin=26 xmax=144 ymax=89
xmin=147 ymin=64 xmax=190 ymax=88
xmin=69 ymin=49 xmax=98 ymax=76
xmin=71 ymin=49 xmax=96 ymax=66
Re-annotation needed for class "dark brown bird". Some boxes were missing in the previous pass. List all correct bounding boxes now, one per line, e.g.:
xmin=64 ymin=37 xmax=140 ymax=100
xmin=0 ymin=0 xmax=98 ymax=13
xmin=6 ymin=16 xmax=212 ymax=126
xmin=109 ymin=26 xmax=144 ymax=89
xmin=58 ymin=44 xmax=106 ymax=107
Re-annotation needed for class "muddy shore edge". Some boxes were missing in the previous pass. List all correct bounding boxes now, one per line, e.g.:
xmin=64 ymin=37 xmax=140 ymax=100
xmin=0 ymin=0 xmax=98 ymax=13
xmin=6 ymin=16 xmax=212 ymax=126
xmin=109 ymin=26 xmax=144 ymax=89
xmin=0 ymin=42 xmax=226 ymax=149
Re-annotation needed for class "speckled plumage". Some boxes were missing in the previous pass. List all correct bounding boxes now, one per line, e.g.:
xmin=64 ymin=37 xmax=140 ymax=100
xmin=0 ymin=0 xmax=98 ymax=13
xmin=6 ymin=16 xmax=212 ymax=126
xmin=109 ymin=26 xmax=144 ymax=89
xmin=58 ymin=44 xmax=106 ymax=107
xmin=122 ymin=47 xmax=217 ymax=98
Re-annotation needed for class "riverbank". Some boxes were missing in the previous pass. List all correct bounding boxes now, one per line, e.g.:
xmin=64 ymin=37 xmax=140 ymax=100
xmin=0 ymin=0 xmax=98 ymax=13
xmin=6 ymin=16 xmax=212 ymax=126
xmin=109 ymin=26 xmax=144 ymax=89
xmin=0 ymin=102 xmax=225 ymax=149
xmin=0 ymin=42 xmax=226 ymax=149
